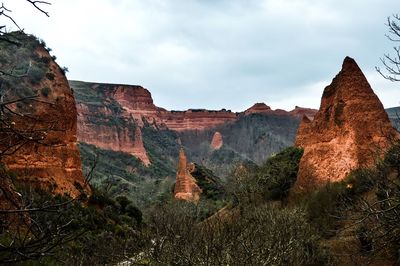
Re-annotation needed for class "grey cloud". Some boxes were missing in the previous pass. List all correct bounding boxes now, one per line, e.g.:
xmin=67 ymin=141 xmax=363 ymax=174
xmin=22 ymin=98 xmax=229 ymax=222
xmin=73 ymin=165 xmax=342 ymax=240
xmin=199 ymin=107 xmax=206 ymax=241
xmin=6 ymin=0 xmax=400 ymax=111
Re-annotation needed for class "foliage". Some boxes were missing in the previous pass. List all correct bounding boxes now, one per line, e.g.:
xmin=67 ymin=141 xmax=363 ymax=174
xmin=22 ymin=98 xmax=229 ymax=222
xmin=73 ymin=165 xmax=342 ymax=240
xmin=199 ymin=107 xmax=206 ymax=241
xmin=191 ymin=163 xmax=225 ymax=201
xmin=257 ymin=146 xmax=304 ymax=201
xmin=0 ymin=32 xmax=51 ymax=100
xmin=145 ymin=201 xmax=334 ymax=265
xmin=79 ymin=138 xmax=177 ymax=209
xmin=0 ymin=184 xmax=146 ymax=265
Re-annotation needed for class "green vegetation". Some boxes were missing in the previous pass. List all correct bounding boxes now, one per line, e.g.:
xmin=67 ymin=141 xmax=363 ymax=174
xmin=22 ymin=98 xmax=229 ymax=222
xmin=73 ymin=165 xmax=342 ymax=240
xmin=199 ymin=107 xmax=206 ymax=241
xmin=40 ymin=86 xmax=50 ymax=97
xmin=0 ymin=185 xmax=146 ymax=265
xmin=0 ymin=32 xmax=53 ymax=101
xmin=79 ymin=142 xmax=175 ymax=208
xmin=191 ymin=163 xmax=225 ymax=200
xmin=145 ymin=201 xmax=334 ymax=265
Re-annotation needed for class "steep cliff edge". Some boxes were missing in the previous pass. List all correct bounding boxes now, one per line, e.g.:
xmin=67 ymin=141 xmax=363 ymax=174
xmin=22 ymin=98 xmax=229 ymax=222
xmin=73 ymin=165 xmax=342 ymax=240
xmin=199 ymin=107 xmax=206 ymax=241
xmin=0 ymin=32 xmax=89 ymax=198
xmin=295 ymin=57 xmax=399 ymax=190
xmin=73 ymin=81 xmax=152 ymax=166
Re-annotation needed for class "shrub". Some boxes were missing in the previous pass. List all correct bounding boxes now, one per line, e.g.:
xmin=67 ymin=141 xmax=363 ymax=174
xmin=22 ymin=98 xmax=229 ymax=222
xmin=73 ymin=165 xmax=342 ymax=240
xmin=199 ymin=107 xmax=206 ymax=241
xmin=46 ymin=72 xmax=55 ymax=80
xmin=28 ymin=65 xmax=46 ymax=85
xmin=257 ymin=146 xmax=304 ymax=201
xmin=41 ymin=86 xmax=50 ymax=97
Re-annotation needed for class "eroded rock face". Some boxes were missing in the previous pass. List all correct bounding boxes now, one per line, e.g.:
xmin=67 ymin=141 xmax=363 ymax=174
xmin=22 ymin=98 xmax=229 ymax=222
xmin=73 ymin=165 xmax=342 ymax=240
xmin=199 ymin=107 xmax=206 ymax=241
xmin=244 ymin=103 xmax=317 ymax=119
xmin=210 ymin=132 xmax=223 ymax=150
xmin=244 ymin=103 xmax=272 ymax=115
xmin=3 ymin=46 xmax=90 ymax=198
xmin=289 ymin=106 xmax=317 ymax=120
xmin=295 ymin=57 xmax=399 ymax=190
xmin=174 ymin=149 xmax=202 ymax=202
xmin=159 ymin=109 xmax=237 ymax=131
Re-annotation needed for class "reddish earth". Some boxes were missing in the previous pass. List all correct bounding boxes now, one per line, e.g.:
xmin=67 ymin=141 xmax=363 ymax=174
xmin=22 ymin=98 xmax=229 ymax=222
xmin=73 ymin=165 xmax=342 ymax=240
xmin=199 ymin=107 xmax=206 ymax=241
xmin=295 ymin=57 xmax=399 ymax=191
xmin=2 ymin=46 xmax=90 ymax=198
xmin=210 ymin=132 xmax=223 ymax=150
xmin=174 ymin=149 xmax=202 ymax=202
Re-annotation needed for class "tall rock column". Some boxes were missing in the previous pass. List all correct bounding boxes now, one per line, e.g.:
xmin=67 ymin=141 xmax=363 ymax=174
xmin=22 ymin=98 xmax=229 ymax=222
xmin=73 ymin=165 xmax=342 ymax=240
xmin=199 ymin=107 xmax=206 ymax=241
xmin=295 ymin=57 xmax=399 ymax=191
xmin=174 ymin=149 xmax=202 ymax=202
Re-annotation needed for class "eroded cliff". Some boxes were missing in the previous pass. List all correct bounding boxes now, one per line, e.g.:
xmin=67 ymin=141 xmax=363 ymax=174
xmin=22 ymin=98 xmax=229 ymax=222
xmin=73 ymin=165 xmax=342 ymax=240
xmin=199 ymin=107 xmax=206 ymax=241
xmin=0 ymin=33 xmax=89 ymax=198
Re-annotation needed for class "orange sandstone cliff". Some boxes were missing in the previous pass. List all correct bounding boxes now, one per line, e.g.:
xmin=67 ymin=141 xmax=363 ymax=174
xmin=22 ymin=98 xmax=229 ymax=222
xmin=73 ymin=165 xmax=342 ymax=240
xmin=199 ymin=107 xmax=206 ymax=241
xmin=295 ymin=57 xmax=399 ymax=190
xmin=174 ymin=149 xmax=202 ymax=201
xmin=2 ymin=45 xmax=90 ymax=198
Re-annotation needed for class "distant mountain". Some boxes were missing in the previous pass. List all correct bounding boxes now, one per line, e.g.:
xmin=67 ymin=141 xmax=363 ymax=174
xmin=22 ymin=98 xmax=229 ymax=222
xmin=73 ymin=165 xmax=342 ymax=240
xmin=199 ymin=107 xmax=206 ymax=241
xmin=386 ymin=106 xmax=400 ymax=130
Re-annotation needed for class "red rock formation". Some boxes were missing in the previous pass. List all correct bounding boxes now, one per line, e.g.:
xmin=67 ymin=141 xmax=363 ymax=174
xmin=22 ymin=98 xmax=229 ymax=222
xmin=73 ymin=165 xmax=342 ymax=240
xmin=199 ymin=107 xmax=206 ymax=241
xmin=210 ymin=132 xmax=223 ymax=150
xmin=289 ymin=106 xmax=317 ymax=120
xmin=244 ymin=103 xmax=317 ymax=119
xmin=295 ymin=57 xmax=399 ymax=191
xmin=174 ymin=149 xmax=202 ymax=202
xmin=159 ymin=109 xmax=237 ymax=131
xmin=73 ymin=81 xmax=316 ymax=166
xmin=244 ymin=103 xmax=272 ymax=115
xmin=2 ymin=46 xmax=90 ymax=198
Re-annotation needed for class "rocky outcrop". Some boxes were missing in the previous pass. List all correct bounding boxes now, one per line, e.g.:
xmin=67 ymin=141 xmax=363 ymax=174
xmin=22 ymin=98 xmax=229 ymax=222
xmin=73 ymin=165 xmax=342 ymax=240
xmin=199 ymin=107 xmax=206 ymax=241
xmin=174 ymin=149 xmax=202 ymax=202
xmin=2 ymin=44 xmax=90 ymax=198
xmin=244 ymin=103 xmax=272 ymax=115
xmin=159 ymin=109 xmax=237 ymax=131
xmin=244 ymin=103 xmax=317 ymax=119
xmin=289 ymin=106 xmax=317 ymax=120
xmin=210 ymin=132 xmax=223 ymax=150
xmin=295 ymin=57 xmax=399 ymax=190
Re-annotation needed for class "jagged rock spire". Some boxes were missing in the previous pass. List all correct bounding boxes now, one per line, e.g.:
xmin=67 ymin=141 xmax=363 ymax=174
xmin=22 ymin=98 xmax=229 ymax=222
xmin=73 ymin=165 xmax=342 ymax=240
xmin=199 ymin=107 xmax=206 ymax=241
xmin=295 ymin=56 xmax=399 ymax=191
xmin=174 ymin=149 xmax=202 ymax=201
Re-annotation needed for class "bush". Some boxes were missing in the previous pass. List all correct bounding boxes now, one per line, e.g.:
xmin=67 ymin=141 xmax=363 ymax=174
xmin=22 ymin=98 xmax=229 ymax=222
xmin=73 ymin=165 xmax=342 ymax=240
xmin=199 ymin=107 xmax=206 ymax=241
xmin=257 ymin=146 xmax=304 ymax=201
xmin=28 ymin=65 xmax=46 ymax=85
xmin=41 ymin=86 xmax=50 ymax=97
xmin=46 ymin=72 xmax=55 ymax=80
xmin=147 ymin=202 xmax=334 ymax=265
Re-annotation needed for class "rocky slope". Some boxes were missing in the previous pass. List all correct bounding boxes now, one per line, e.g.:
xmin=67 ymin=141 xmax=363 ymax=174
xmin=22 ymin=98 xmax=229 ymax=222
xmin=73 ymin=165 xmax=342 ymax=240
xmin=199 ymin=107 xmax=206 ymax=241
xmin=0 ymin=32 xmax=90 ymax=198
xmin=295 ymin=57 xmax=399 ymax=190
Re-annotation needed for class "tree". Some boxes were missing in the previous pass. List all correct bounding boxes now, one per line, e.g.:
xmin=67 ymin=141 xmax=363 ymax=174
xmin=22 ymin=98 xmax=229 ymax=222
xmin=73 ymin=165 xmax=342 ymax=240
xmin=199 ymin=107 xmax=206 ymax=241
xmin=376 ymin=14 xmax=400 ymax=82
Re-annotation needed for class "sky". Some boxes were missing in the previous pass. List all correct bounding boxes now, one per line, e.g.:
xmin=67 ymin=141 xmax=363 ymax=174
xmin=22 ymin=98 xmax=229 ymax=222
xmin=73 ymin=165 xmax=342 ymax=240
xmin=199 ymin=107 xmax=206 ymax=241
xmin=2 ymin=0 xmax=400 ymax=111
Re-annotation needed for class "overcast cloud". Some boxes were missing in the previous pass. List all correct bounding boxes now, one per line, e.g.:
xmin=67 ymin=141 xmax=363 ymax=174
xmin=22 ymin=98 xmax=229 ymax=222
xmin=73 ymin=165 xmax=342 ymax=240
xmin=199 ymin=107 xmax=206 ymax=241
xmin=2 ymin=0 xmax=400 ymax=111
